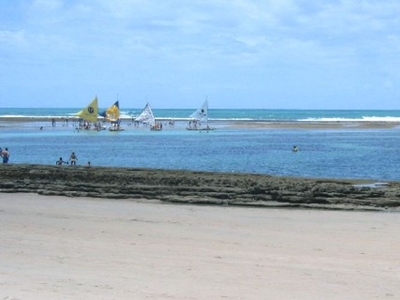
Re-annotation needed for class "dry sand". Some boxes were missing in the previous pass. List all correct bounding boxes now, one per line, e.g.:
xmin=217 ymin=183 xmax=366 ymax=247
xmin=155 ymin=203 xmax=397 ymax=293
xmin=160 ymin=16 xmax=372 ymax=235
xmin=1 ymin=193 xmax=399 ymax=300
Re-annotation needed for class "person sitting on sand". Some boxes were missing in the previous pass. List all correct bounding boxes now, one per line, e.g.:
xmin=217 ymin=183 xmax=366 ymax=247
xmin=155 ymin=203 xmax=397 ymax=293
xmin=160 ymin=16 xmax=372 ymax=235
xmin=1 ymin=148 xmax=10 ymax=163
xmin=69 ymin=152 xmax=78 ymax=166
xmin=56 ymin=157 xmax=68 ymax=165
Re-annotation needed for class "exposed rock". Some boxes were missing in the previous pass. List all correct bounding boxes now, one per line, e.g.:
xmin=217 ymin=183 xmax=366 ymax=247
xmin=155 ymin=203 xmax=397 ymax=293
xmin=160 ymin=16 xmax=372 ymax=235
xmin=1 ymin=164 xmax=400 ymax=210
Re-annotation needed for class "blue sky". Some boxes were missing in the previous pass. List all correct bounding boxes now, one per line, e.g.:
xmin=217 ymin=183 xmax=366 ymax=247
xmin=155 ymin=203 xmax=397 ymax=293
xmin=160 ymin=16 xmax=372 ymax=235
xmin=1 ymin=0 xmax=399 ymax=109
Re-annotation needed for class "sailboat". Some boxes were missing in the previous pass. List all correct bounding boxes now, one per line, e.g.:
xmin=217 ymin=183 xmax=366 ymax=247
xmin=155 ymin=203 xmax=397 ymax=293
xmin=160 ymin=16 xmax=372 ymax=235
xmin=135 ymin=103 xmax=162 ymax=131
xmin=76 ymin=96 xmax=99 ymax=130
xmin=100 ymin=100 xmax=124 ymax=131
xmin=186 ymin=99 xmax=215 ymax=131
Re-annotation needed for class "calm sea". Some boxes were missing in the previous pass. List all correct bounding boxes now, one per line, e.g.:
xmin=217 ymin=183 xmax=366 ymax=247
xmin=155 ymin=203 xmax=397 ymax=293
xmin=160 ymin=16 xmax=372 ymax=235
xmin=1 ymin=108 xmax=400 ymax=181
xmin=2 ymin=107 xmax=400 ymax=122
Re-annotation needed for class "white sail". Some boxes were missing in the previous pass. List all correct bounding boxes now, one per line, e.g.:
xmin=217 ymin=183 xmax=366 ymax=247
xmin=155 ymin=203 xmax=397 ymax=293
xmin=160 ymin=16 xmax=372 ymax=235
xmin=135 ymin=103 xmax=156 ymax=126
xmin=186 ymin=99 xmax=215 ymax=131
xmin=190 ymin=100 xmax=208 ymax=123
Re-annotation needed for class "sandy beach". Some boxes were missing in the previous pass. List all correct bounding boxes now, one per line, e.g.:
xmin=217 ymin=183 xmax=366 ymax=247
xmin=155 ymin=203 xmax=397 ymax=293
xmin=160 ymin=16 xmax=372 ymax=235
xmin=1 ymin=165 xmax=400 ymax=299
xmin=1 ymin=193 xmax=399 ymax=300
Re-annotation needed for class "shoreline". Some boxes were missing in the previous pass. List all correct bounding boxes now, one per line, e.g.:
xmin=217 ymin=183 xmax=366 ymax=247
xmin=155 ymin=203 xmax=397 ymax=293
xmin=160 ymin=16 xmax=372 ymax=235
xmin=1 ymin=164 xmax=399 ymax=211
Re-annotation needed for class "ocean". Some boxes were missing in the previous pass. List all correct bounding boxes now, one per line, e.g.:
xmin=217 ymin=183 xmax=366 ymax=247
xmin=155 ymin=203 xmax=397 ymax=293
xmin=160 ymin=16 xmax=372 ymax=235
xmin=2 ymin=107 xmax=400 ymax=122
xmin=1 ymin=108 xmax=400 ymax=181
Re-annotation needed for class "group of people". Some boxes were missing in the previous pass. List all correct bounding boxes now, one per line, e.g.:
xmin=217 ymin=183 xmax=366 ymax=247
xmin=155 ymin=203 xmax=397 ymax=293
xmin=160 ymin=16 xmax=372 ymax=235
xmin=56 ymin=152 xmax=91 ymax=167
xmin=55 ymin=152 xmax=76 ymax=165
xmin=0 ymin=147 xmax=10 ymax=163
xmin=0 ymin=147 xmax=91 ymax=166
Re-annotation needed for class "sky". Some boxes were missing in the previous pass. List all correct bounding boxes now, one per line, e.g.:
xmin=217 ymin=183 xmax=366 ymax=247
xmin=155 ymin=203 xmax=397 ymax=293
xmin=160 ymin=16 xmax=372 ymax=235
xmin=0 ymin=0 xmax=399 ymax=109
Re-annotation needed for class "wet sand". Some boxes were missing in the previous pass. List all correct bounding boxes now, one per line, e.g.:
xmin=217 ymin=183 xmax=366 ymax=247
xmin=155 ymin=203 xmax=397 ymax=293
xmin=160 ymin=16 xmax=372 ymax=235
xmin=1 ymin=193 xmax=399 ymax=299
xmin=228 ymin=120 xmax=400 ymax=130
xmin=1 ymin=115 xmax=400 ymax=130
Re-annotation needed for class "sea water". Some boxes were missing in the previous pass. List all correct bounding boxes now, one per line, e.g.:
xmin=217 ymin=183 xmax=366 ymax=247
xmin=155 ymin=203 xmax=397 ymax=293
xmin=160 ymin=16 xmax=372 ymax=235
xmin=1 ymin=108 xmax=400 ymax=181
xmin=2 ymin=107 xmax=400 ymax=122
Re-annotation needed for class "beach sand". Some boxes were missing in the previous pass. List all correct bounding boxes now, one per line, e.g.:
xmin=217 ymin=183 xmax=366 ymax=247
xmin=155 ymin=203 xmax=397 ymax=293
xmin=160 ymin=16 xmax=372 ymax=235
xmin=1 ymin=193 xmax=399 ymax=299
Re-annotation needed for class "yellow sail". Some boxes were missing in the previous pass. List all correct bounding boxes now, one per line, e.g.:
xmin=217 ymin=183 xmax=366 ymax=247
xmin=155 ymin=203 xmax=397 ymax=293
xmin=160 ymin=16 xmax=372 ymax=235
xmin=76 ymin=97 xmax=98 ymax=123
xmin=104 ymin=101 xmax=120 ymax=122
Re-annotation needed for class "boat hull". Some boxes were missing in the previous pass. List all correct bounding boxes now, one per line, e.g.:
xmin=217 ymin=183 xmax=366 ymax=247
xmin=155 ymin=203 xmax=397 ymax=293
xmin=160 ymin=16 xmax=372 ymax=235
xmin=186 ymin=127 xmax=216 ymax=132
xmin=109 ymin=128 xmax=125 ymax=132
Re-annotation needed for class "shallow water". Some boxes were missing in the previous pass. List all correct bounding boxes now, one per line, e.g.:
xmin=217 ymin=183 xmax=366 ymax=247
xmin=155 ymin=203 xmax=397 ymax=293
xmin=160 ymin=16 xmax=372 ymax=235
xmin=2 ymin=122 xmax=400 ymax=181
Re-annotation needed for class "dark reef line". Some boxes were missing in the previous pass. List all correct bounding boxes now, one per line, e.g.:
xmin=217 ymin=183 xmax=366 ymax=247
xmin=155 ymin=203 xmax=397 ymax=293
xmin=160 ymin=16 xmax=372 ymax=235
xmin=1 ymin=164 xmax=400 ymax=211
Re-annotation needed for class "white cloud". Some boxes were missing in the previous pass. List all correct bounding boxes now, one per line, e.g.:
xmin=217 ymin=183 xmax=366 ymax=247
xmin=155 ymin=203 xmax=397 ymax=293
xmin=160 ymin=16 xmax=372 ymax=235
xmin=1 ymin=0 xmax=400 ymax=108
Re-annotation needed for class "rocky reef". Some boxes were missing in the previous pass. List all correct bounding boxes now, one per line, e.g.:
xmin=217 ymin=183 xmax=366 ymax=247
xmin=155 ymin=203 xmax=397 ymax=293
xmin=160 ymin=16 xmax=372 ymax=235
xmin=1 ymin=164 xmax=400 ymax=210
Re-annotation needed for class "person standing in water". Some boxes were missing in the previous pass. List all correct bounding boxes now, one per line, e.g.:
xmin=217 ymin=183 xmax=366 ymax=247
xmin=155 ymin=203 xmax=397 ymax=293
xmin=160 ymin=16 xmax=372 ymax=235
xmin=69 ymin=152 xmax=78 ymax=166
xmin=56 ymin=157 xmax=68 ymax=165
xmin=1 ymin=148 xmax=10 ymax=163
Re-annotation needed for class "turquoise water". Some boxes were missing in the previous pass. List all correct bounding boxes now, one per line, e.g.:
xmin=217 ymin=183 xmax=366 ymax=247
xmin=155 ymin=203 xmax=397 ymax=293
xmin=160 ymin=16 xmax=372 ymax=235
xmin=1 ymin=108 xmax=400 ymax=181
xmin=2 ymin=108 xmax=400 ymax=122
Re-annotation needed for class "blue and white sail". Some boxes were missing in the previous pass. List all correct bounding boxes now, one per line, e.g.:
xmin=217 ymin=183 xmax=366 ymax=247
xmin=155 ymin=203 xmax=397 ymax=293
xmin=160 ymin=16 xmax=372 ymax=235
xmin=135 ymin=103 xmax=156 ymax=126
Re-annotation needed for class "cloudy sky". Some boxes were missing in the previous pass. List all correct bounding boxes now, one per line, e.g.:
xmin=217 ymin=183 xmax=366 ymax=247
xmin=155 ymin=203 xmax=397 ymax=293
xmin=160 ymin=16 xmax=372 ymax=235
xmin=1 ymin=0 xmax=399 ymax=109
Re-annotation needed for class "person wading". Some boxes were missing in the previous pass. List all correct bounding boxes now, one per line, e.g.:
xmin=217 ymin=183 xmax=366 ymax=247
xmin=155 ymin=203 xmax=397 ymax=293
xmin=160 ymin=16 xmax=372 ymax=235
xmin=69 ymin=152 xmax=78 ymax=166
xmin=1 ymin=148 xmax=10 ymax=163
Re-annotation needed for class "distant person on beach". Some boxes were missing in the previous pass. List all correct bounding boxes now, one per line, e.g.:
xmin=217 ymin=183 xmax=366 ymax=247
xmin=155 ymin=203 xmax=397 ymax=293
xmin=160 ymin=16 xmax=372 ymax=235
xmin=56 ymin=157 xmax=68 ymax=165
xmin=87 ymin=161 xmax=91 ymax=167
xmin=69 ymin=152 xmax=78 ymax=166
xmin=1 ymin=148 xmax=10 ymax=163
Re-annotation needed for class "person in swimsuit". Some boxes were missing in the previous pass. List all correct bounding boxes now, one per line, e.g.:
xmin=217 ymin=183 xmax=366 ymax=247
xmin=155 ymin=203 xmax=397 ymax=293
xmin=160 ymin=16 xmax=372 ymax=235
xmin=1 ymin=148 xmax=10 ymax=163
xmin=56 ymin=157 xmax=68 ymax=165
xmin=69 ymin=152 xmax=78 ymax=166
